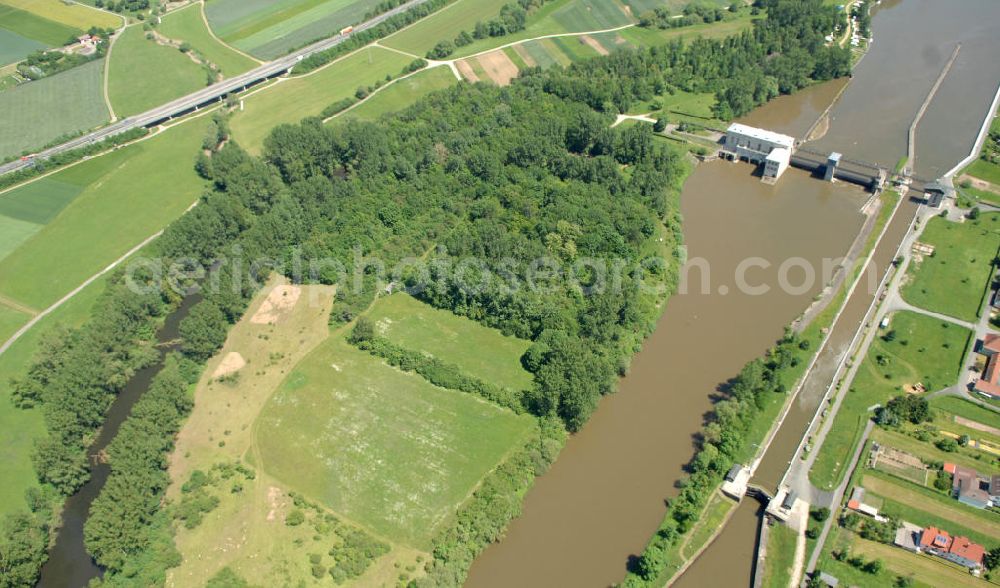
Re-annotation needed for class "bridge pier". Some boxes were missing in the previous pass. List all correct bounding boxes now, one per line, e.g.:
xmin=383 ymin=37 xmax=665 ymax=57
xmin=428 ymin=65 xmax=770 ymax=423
xmin=824 ymin=152 xmax=841 ymax=181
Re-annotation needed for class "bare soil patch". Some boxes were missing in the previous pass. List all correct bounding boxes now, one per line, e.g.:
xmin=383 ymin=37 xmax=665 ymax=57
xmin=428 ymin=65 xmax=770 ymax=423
xmin=455 ymin=59 xmax=480 ymax=83
xmin=579 ymin=34 xmax=609 ymax=56
xmin=250 ymin=284 xmax=301 ymax=324
xmin=954 ymin=415 xmax=1000 ymax=436
xmin=512 ymin=44 xmax=536 ymax=67
xmin=212 ymin=351 xmax=246 ymax=378
xmin=477 ymin=50 xmax=519 ymax=86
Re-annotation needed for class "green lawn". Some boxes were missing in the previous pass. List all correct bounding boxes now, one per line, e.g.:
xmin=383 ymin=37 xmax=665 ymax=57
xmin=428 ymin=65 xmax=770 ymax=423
xmin=339 ymin=66 xmax=457 ymax=121
xmin=901 ymin=212 xmax=1000 ymax=322
xmin=0 ymin=58 xmax=109 ymax=160
xmin=381 ymin=0 xmax=511 ymax=56
xmin=367 ymin=293 xmax=534 ymax=391
xmin=0 ymin=214 xmax=42 ymax=261
xmin=930 ymin=396 xmax=1000 ymax=431
xmin=256 ymin=335 xmax=535 ymax=548
xmin=157 ymin=3 xmax=258 ymax=78
xmin=0 ymin=304 xmax=29 ymax=343
xmin=761 ymin=523 xmax=797 ymax=588
xmin=965 ymin=159 xmax=1000 ymax=186
xmin=229 ymin=45 xmax=411 ymax=152
xmin=107 ymin=25 xmax=208 ymax=117
xmin=810 ymin=311 xmax=972 ymax=489
xmin=0 ymin=118 xmax=209 ymax=309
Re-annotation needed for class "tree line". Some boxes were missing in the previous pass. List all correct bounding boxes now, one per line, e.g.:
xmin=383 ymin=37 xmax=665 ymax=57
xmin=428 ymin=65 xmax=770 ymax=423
xmin=425 ymin=0 xmax=553 ymax=59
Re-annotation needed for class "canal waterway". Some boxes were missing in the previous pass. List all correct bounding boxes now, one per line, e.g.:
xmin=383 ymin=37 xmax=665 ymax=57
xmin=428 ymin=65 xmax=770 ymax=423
xmin=467 ymin=0 xmax=1000 ymax=586
xmin=37 ymin=296 xmax=199 ymax=588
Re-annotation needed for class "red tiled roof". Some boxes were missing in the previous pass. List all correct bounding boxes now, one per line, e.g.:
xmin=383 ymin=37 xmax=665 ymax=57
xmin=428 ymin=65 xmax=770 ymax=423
xmin=984 ymin=334 xmax=1000 ymax=354
xmin=920 ymin=527 xmax=952 ymax=549
xmin=847 ymin=499 xmax=860 ymax=510
xmin=976 ymin=354 xmax=1000 ymax=397
xmin=944 ymin=463 xmax=957 ymax=474
xmin=949 ymin=536 xmax=985 ymax=565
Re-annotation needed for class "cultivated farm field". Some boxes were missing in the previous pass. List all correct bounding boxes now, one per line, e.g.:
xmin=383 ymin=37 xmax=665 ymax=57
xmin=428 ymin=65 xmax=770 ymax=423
xmin=205 ymin=0 xmax=384 ymax=60
xmin=107 ymin=25 xmax=209 ymax=117
xmin=0 ymin=118 xmax=209 ymax=310
xmin=157 ymin=3 xmax=259 ymax=77
xmin=0 ymin=0 xmax=121 ymax=65
xmin=256 ymin=335 xmax=535 ymax=548
xmin=0 ymin=58 xmax=109 ymax=160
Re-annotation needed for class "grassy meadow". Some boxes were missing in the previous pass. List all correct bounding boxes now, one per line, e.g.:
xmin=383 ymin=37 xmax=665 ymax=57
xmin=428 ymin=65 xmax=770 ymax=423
xmin=0 ymin=118 xmax=209 ymax=310
xmin=157 ymin=3 xmax=258 ymax=77
xmin=810 ymin=311 xmax=972 ymax=489
xmin=901 ymin=212 xmax=1000 ymax=322
xmin=366 ymin=293 xmax=534 ymax=391
xmin=0 ymin=58 xmax=109 ymax=160
xmin=256 ymin=335 xmax=535 ymax=548
xmin=339 ymin=65 xmax=457 ymax=121
xmin=760 ymin=523 xmax=797 ymax=588
xmin=107 ymin=25 xmax=208 ymax=117
xmin=2 ymin=0 xmax=120 ymax=30
xmin=229 ymin=45 xmax=411 ymax=151
xmin=381 ymin=0 xmax=512 ymax=56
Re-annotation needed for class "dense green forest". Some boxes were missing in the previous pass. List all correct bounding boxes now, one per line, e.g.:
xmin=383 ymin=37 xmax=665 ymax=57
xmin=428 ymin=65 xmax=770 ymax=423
xmin=0 ymin=2 xmax=850 ymax=585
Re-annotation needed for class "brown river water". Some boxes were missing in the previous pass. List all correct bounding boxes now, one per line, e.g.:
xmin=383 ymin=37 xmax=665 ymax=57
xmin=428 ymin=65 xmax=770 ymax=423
xmin=466 ymin=0 xmax=1000 ymax=586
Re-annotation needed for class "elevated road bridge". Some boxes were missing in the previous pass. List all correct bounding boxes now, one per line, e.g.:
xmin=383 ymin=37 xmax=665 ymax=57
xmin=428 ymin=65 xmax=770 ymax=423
xmin=0 ymin=0 xmax=431 ymax=177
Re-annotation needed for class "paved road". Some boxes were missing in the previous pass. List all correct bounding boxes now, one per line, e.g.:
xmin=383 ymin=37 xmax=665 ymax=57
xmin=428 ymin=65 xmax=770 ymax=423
xmin=0 ymin=0 xmax=430 ymax=177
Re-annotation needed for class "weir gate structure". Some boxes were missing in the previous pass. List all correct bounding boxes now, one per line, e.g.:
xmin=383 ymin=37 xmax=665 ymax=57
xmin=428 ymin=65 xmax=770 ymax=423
xmin=718 ymin=123 xmax=889 ymax=193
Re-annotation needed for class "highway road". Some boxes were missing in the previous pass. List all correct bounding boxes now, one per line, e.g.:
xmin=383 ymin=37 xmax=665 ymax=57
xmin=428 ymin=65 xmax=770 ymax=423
xmin=0 ymin=0 xmax=430 ymax=177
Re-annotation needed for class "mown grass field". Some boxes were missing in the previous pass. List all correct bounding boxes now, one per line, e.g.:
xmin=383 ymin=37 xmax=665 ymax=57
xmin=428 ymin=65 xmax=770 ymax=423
xmin=810 ymin=311 xmax=972 ymax=489
xmin=760 ymin=522 xmax=797 ymax=588
xmin=0 ymin=118 xmax=209 ymax=309
xmin=965 ymin=159 xmax=1000 ymax=186
xmin=381 ymin=0 xmax=511 ymax=56
xmin=256 ymin=335 xmax=535 ymax=548
xmin=0 ymin=304 xmax=29 ymax=345
xmin=340 ymin=65 xmax=457 ymax=121
xmin=229 ymin=45 xmax=412 ymax=151
xmin=107 ymin=25 xmax=208 ymax=117
xmin=367 ymin=293 xmax=534 ymax=391
xmin=0 ymin=4 xmax=80 ymax=46
xmin=931 ymin=395 xmax=1000 ymax=430
xmin=205 ymin=0 xmax=383 ymax=59
xmin=157 ymin=3 xmax=258 ymax=77
xmin=0 ymin=58 xmax=109 ymax=160
xmin=901 ymin=212 xmax=1000 ymax=322
xmin=0 ymin=28 xmax=45 ymax=66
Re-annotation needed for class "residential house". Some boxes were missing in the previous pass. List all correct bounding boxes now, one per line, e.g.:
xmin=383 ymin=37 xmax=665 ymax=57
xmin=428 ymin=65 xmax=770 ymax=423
xmin=946 ymin=463 xmax=999 ymax=509
xmin=918 ymin=526 xmax=985 ymax=572
xmin=975 ymin=334 xmax=1000 ymax=398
